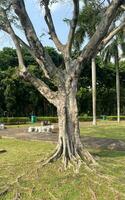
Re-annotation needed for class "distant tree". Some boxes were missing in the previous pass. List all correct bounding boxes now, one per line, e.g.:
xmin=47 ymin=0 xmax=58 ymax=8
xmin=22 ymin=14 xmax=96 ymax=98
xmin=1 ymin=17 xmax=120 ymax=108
xmin=76 ymin=1 xmax=125 ymax=124
xmin=74 ymin=1 xmax=102 ymax=125
xmin=0 ymin=47 xmax=18 ymax=70
xmin=0 ymin=47 xmax=60 ymax=117
xmin=102 ymin=30 xmax=125 ymax=123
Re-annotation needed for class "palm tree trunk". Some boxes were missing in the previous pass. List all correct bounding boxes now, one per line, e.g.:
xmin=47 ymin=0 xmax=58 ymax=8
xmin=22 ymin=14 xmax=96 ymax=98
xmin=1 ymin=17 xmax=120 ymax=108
xmin=115 ymin=50 xmax=120 ymax=123
xmin=91 ymin=57 xmax=97 ymax=125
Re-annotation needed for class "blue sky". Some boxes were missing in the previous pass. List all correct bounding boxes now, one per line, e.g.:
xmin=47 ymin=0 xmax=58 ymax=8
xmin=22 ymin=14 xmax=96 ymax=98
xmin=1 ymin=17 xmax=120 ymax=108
xmin=0 ymin=0 xmax=83 ymax=49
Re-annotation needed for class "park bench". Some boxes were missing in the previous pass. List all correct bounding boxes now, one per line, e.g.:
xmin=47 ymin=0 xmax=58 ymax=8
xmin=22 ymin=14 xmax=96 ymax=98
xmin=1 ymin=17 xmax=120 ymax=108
xmin=28 ymin=125 xmax=54 ymax=133
xmin=0 ymin=124 xmax=4 ymax=130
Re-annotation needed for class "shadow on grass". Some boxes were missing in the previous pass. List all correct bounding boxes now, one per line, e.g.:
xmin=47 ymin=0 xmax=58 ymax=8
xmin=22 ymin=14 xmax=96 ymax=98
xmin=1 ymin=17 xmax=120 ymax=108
xmin=81 ymin=136 xmax=125 ymax=151
xmin=92 ymin=150 xmax=125 ymax=158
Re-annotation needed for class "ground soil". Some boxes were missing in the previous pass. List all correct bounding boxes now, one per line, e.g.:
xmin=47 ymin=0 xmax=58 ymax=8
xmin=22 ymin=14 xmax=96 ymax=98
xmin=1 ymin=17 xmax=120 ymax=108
xmin=0 ymin=125 xmax=125 ymax=151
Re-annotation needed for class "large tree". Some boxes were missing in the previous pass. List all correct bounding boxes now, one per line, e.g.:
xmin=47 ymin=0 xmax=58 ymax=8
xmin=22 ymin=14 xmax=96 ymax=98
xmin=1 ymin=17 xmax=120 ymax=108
xmin=0 ymin=0 xmax=125 ymax=168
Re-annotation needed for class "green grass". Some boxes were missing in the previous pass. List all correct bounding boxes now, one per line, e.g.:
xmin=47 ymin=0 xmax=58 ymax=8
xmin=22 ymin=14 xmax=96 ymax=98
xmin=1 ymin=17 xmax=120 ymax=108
xmin=1 ymin=124 xmax=125 ymax=199
xmin=80 ymin=122 xmax=125 ymax=140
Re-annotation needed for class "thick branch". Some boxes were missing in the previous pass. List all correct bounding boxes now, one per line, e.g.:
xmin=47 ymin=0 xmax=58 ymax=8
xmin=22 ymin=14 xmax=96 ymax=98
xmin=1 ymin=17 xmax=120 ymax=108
xmin=0 ymin=9 xmax=58 ymax=106
xmin=121 ymin=5 xmax=125 ymax=10
xmin=0 ymin=9 xmax=26 ymax=74
xmin=12 ymin=0 xmax=62 ymax=83
xmin=102 ymin=21 xmax=125 ymax=47
xmin=107 ymin=0 xmax=111 ymax=5
xmin=16 ymin=36 xmax=50 ymax=78
xmin=42 ymin=1 xmax=65 ymax=53
xmin=15 ymin=36 xmax=60 ymax=105
xmin=77 ymin=0 xmax=123 ymax=64
xmin=12 ymin=0 xmax=44 ymax=55
xmin=0 ymin=18 xmax=50 ymax=78
xmin=66 ymin=0 xmax=79 ymax=56
xmin=23 ymin=72 xmax=58 ymax=106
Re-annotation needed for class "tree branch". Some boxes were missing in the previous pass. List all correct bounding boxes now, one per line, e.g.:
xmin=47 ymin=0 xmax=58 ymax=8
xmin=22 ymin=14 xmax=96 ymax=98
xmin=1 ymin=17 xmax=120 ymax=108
xmin=12 ymin=0 xmax=44 ymax=56
xmin=102 ymin=21 xmax=125 ymax=47
xmin=41 ymin=0 xmax=65 ymax=54
xmin=107 ymin=0 xmax=111 ymax=5
xmin=11 ymin=0 xmax=63 ymax=83
xmin=23 ymin=73 xmax=58 ymax=106
xmin=0 ymin=15 xmax=50 ymax=79
xmin=0 ymin=9 xmax=58 ymax=106
xmin=77 ymin=0 xmax=123 ymax=64
xmin=0 ymin=9 xmax=27 ymax=75
xmin=121 ymin=5 xmax=125 ymax=10
xmin=16 ymin=36 xmax=50 ymax=78
xmin=66 ymin=0 xmax=79 ymax=57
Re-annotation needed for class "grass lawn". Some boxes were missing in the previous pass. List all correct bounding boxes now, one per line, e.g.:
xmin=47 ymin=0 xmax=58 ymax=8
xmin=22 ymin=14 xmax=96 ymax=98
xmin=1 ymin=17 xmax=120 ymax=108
xmin=80 ymin=121 xmax=125 ymax=140
xmin=1 ymin=123 xmax=125 ymax=199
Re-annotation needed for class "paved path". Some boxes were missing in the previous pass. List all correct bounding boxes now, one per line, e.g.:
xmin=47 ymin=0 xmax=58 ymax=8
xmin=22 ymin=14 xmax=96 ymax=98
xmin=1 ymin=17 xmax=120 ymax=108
xmin=0 ymin=127 xmax=58 ymax=142
xmin=0 ymin=127 xmax=125 ymax=151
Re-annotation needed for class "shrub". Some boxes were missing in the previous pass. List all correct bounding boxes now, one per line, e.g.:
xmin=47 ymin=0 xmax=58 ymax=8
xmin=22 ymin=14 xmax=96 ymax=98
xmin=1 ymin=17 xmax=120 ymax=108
xmin=0 ymin=117 xmax=29 ymax=125
xmin=79 ymin=116 xmax=93 ymax=121
xmin=107 ymin=116 xmax=125 ymax=121
xmin=1 ymin=115 xmax=125 ymax=125
xmin=37 ymin=116 xmax=58 ymax=123
xmin=38 ymin=116 xmax=94 ymax=123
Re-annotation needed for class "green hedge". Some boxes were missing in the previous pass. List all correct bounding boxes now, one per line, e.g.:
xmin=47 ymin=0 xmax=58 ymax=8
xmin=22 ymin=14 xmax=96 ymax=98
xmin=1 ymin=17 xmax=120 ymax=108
xmin=0 ymin=116 xmax=58 ymax=125
xmin=106 ymin=116 xmax=125 ymax=121
xmin=0 ymin=116 xmax=93 ymax=124
xmin=79 ymin=116 xmax=93 ymax=121
xmin=0 ymin=117 xmax=29 ymax=125
xmin=1 ymin=115 xmax=125 ymax=125
xmin=79 ymin=115 xmax=125 ymax=121
xmin=37 ymin=116 xmax=93 ymax=122
xmin=37 ymin=117 xmax=58 ymax=123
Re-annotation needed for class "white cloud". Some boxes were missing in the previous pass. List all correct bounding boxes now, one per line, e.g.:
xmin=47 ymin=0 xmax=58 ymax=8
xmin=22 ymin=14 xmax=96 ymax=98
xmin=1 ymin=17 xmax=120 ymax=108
xmin=79 ymin=1 xmax=84 ymax=9
xmin=31 ymin=0 xmax=84 ymax=14
xmin=49 ymin=0 xmax=72 ymax=12
xmin=49 ymin=0 xmax=84 ymax=12
xmin=49 ymin=2 xmax=62 ymax=12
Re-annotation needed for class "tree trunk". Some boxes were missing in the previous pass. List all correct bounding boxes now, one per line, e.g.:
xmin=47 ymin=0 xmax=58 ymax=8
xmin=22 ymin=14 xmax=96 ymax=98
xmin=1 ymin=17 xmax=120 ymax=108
xmin=115 ymin=50 xmax=120 ymax=123
xmin=43 ymin=78 xmax=96 ymax=168
xmin=91 ymin=58 xmax=97 ymax=125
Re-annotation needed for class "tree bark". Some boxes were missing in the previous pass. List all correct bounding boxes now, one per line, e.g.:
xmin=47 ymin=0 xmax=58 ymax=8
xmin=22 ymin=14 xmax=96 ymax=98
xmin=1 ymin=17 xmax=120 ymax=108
xmin=91 ymin=58 xmax=97 ymax=125
xmin=43 ymin=77 xmax=96 ymax=168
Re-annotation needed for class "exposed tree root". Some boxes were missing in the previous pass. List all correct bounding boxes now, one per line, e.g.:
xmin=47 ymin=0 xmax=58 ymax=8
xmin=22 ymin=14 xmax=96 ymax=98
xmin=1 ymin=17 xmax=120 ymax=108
xmin=42 ymin=144 xmax=63 ymax=166
xmin=0 ymin=187 xmax=9 ymax=196
xmin=89 ymin=187 xmax=98 ymax=200
xmin=80 ymin=149 xmax=97 ymax=165
xmin=13 ymin=191 xmax=21 ymax=200
xmin=0 ymin=149 xmax=7 ymax=154
xmin=48 ymin=191 xmax=58 ymax=200
xmin=41 ymin=141 xmax=96 ymax=172
xmin=0 ymin=174 xmax=24 ymax=198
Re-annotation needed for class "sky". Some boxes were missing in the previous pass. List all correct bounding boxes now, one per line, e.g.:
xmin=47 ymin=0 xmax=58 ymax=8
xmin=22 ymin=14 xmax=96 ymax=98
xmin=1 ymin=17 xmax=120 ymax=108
xmin=0 ymin=0 xmax=84 ymax=49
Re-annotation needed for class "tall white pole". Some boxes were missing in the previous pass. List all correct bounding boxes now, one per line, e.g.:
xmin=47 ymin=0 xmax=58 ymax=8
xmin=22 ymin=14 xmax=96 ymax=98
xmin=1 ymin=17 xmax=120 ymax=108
xmin=91 ymin=57 xmax=96 ymax=125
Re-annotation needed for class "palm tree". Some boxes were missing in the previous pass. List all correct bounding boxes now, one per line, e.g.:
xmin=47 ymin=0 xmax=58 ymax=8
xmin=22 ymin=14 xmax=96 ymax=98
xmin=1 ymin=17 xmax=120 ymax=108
xmin=91 ymin=57 xmax=96 ymax=125
xmin=74 ymin=1 xmax=101 ymax=125
xmin=102 ymin=36 xmax=122 ymax=123
xmin=75 ymin=1 xmax=124 ymax=124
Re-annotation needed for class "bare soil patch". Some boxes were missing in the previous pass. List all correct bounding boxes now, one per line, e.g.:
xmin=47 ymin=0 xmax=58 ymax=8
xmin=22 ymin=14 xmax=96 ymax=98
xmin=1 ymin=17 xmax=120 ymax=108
xmin=0 ymin=126 xmax=125 ymax=151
